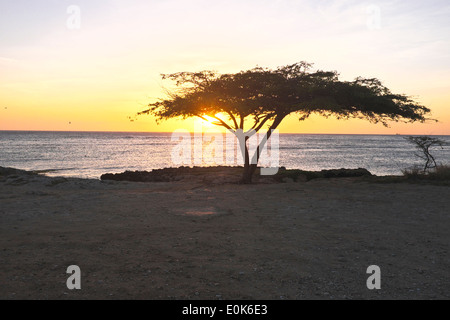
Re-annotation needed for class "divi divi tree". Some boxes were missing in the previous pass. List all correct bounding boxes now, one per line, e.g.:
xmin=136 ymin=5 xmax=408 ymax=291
xmin=138 ymin=62 xmax=431 ymax=183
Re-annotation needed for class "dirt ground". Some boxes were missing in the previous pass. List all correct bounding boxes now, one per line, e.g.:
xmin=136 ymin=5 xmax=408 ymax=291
xmin=0 ymin=169 xmax=449 ymax=300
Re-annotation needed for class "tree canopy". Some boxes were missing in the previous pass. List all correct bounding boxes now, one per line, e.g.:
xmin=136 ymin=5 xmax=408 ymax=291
xmin=138 ymin=62 xmax=432 ymax=183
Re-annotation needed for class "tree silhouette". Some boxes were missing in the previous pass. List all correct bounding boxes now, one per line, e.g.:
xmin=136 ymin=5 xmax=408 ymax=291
xmin=406 ymin=136 xmax=446 ymax=173
xmin=138 ymin=62 xmax=431 ymax=183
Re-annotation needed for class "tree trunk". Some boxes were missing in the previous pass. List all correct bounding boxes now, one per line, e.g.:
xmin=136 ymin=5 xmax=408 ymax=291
xmin=240 ymin=137 xmax=252 ymax=184
xmin=237 ymin=115 xmax=285 ymax=184
xmin=248 ymin=164 xmax=258 ymax=180
xmin=241 ymin=165 xmax=253 ymax=184
xmin=247 ymin=127 xmax=276 ymax=181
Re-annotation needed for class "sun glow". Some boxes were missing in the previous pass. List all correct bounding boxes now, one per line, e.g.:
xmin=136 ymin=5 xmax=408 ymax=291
xmin=201 ymin=114 xmax=218 ymax=124
xmin=197 ymin=114 xmax=230 ymax=132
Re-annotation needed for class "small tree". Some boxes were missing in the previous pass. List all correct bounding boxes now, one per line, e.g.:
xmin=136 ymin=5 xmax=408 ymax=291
xmin=405 ymin=136 xmax=446 ymax=173
xmin=137 ymin=62 xmax=431 ymax=183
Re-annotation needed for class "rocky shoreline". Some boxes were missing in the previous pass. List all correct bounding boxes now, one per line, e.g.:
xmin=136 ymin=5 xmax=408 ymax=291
xmin=100 ymin=166 xmax=373 ymax=183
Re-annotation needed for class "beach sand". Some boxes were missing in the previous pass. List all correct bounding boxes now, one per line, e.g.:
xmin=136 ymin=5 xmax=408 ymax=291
xmin=0 ymin=167 xmax=449 ymax=300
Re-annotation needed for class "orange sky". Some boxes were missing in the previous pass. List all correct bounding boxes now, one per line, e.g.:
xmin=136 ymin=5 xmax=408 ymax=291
xmin=1 ymin=0 xmax=449 ymax=134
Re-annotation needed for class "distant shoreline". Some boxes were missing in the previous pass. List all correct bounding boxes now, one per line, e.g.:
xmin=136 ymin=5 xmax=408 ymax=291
xmin=1 ymin=130 xmax=449 ymax=137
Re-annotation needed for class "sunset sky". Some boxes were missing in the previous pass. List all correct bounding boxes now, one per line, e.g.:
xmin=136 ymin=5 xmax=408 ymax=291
xmin=1 ymin=0 xmax=449 ymax=134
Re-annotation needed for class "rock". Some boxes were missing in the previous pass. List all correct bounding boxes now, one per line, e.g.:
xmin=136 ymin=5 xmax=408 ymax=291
xmin=101 ymin=170 xmax=163 ymax=182
xmin=320 ymin=168 xmax=372 ymax=178
xmin=100 ymin=166 xmax=373 ymax=184
xmin=101 ymin=166 xmax=243 ymax=183
xmin=0 ymin=167 xmax=36 ymax=177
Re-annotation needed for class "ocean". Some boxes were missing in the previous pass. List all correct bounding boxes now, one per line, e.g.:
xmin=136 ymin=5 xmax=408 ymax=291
xmin=1 ymin=131 xmax=449 ymax=179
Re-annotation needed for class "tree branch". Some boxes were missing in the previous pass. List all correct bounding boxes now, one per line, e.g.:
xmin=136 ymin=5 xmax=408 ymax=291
xmin=212 ymin=115 xmax=233 ymax=131
xmin=226 ymin=111 xmax=239 ymax=130
xmin=250 ymin=114 xmax=286 ymax=167
xmin=252 ymin=114 xmax=273 ymax=133
xmin=196 ymin=115 xmax=234 ymax=131
xmin=197 ymin=115 xmax=210 ymax=122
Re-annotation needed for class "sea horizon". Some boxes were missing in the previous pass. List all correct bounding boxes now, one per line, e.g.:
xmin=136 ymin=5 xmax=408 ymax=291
xmin=1 ymin=130 xmax=449 ymax=137
xmin=1 ymin=131 xmax=449 ymax=179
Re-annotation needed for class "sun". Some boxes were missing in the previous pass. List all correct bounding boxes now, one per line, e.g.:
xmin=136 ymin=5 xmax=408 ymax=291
xmin=198 ymin=113 xmax=228 ymax=133
xmin=201 ymin=114 xmax=218 ymax=124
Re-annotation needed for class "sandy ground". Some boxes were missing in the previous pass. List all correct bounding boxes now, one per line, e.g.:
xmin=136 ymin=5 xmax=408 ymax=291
xmin=0 ymin=168 xmax=449 ymax=300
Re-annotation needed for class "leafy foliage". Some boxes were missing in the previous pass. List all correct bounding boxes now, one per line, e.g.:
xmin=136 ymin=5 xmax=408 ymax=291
xmin=138 ymin=62 xmax=431 ymax=131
